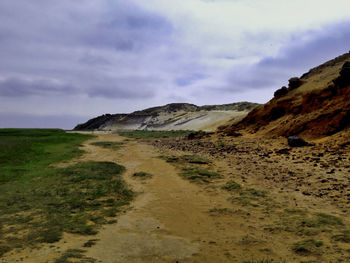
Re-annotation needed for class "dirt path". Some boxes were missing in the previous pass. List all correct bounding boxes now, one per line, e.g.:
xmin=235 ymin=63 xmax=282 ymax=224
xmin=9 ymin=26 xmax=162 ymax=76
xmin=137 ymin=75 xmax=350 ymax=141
xmin=79 ymin=134 xmax=244 ymax=263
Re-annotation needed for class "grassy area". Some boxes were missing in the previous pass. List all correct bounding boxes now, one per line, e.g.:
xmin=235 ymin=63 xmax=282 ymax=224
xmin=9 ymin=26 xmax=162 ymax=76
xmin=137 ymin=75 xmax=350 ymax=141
xmin=159 ymin=154 xmax=216 ymax=184
xmin=0 ymin=129 xmax=132 ymax=257
xmin=83 ymin=239 xmax=100 ymax=248
xmin=181 ymin=155 xmax=210 ymax=164
xmin=292 ymin=239 xmax=323 ymax=255
xmin=90 ymin=141 xmax=124 ymax=150
xmin=0 ymin=129 xmax=93 ymax=183
xmin=221 ymin=180 xmax=269 ymax=207
xmin=180 ymin=167 xmax=220 ymax=183
xmin=267 ymin=211 xmax=344 ymax=237
xmin=263 ymin=208 xmax=349 ymax=256
xmin=160 ymin=156 xmax=180 ymax=163
xmin=116 ymin=130 xmax=193 ymax=139
xmin=55 ymin=248 xmax=96 ymax=263
xmin=221 ymin=180 xmax=242 ymax=191
xmin=332 ymin=230 xmax=350 ymax=243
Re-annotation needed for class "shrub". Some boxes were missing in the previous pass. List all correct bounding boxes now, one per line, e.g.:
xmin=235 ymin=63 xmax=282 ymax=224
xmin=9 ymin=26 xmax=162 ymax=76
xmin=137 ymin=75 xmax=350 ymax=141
xmin=292 ymin=239 xmax=323 ymax=255
xmin=222 ymin=181 xmax=241 ymax=191
xmin=288 ymin=77 xmax=304 ymax=91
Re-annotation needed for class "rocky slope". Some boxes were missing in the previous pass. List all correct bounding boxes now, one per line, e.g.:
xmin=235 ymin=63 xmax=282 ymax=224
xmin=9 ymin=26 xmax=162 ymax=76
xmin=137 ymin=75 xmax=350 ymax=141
xmin=74 ymin=102 xmax=259 ymax=131
xmin=224 ymin=52 xmax=350 ymax=140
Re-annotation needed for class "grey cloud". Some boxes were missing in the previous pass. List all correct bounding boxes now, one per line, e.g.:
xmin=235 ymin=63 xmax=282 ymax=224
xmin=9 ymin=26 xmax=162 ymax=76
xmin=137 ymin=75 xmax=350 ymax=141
xmin=226 ymin=21 xmax=350 ymax=92
xmin=0 ymin=0 xmax=172 ymax=102
xmin=0 ymin=77 xmax=78 ymax=97
xmin=0 ymin=112 xmax=90 ymax=130
xmin=82 ymin=2 xmax=173 ymax=51
xmin=175 ymin=73 xmax=207 ymax=87
xmin=0 ymin=75 xmax=157 ymax=100
xmin=259 ymin=21 xmax=350 ymax=69
xmin=88 ymin=85 xmax=155 ymax=99
xmin=0 ymin=0 xmax=173 ymax=57
xmin=86 ymin=75 xmax=159 ymax=99
xmin=79 ymin=54 xmax=111 ymax=65
xmin=125 ymin=14 xmax=171 ymax=30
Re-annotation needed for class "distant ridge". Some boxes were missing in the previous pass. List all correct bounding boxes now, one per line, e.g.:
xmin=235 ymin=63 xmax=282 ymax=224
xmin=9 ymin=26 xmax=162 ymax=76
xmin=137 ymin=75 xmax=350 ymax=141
xmin=74 ymin=102 xmax=259 ymax=131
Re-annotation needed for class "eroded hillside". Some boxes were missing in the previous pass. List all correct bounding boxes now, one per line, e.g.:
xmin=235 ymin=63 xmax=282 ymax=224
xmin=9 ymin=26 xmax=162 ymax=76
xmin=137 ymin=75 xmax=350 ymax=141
xmin=224 ymin=52 xmax=350 ymax=141
xmin=74 ymin=102 xmax=259 ymax=132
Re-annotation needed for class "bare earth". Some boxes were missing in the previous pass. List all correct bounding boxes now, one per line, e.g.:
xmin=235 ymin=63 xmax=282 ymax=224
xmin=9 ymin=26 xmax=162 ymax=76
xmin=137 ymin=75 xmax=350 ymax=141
xmin=3 ymin=133 xmax=350 ymax=263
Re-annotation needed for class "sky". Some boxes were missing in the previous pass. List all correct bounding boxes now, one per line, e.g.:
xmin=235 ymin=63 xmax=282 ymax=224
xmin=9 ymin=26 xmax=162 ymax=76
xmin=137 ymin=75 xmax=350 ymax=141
xmin=0 ymin=0 xmax=350 ymax=129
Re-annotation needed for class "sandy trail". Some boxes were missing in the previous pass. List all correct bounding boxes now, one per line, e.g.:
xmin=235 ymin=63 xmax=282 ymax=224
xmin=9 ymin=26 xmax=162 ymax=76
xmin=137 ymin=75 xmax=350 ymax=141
xmin=78 ymin=133 xmax=241 ymax=263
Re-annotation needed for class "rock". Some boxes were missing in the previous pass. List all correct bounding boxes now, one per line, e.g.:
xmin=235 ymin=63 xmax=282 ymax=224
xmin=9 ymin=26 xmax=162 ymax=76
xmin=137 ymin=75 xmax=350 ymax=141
xmin=274 ymin=86 xmax=288 ymax=98
xmin=187 ymin=131 xmax=210 ymax=140
xmin=226 ymin=130 xmax=242 ymax=137
xmin=340 ymin=61 xmax=350 ymax=76
xmin=333 ymin=61 xmax=350 ymax=87
xmin=275 ymin=148 xmax=291 ymax=154
xmin=287 ymin=136 xmax=311 ymax=147
xmin=288 ymin=77 xmax=304 ymax=91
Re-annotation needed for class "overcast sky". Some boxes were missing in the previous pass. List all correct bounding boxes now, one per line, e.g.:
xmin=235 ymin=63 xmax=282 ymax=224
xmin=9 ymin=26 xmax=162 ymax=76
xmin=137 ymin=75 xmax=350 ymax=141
xmin=1 ymin=0 xmax=350 ymax=129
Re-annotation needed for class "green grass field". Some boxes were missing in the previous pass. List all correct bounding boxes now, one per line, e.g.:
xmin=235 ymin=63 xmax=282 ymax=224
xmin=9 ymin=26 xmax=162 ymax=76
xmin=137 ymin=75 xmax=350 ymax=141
xmin=0 ymin=129 xmax=92 ymax=183
xmin=0 ymin=129 xmax=132 ymax=257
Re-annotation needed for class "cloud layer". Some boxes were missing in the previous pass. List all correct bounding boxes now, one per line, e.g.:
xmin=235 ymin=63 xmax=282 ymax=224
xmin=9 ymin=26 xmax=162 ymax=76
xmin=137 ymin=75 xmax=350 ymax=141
xmin=0 ymin=0 xmax=350 ymax=128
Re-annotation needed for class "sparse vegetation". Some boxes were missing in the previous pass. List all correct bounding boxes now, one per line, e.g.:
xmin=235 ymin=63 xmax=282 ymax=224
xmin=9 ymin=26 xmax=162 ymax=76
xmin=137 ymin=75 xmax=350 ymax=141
xmin=116 ymin=130 xmax=193 ymax=139
xmin=83 ymin=239 xmax=100 ymax=247
xmin=292 ymin=239 xmax=323 ymax=255
xmin=222 ymin=180 xmax=241 ymax=191
xmin=90 ymin=141 xmax=124 ymax=150
xmin=160 ymin=154 xmax=210 ymax=164
xmin=182 ymin=154 xmax=210 ymax=164
xmin=0 ymin=161 xmax=132 ymax=254
xmin=229 ymin=187 xmax=269 ymax=207
xmin=243 ymin=259 xmax=277 ymax=263
xmin=132 ymin=172 xmax=153 ymax=179
xmin=313 ymin=213 xmax=344 ymax=226
xmin=159 ymin=155 xmax=180 ymax=163
xmin=267 ymin=211 xmax=344 ymax=237
xmin=332 ymin=230 xmax=350 ymax=243
xmin=55 ymin=248 xmax=96 ymax=263
xmin=180 ymin=167 xmax=220 ymax=183
xmin=244 ymin=188 xmax=267 ymax=197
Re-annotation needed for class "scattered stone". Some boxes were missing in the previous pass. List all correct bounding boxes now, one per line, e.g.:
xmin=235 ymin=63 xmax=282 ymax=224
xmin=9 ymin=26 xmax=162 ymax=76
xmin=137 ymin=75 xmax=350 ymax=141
xmin=275 ymin=148 xmax=291 ymax=154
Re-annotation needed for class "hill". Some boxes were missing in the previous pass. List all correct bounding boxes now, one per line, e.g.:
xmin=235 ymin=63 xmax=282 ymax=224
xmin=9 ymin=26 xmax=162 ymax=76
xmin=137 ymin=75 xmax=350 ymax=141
xmin=223 ymin=52 xmax=350 ymax=140
xmin=74 ymin=102 xmax=259 ymax=132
